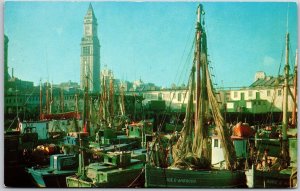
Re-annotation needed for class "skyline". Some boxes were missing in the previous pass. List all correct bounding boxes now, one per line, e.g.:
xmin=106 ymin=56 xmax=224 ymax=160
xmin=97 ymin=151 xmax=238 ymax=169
xmin=4 ymin=1 xmax=298 ymax=89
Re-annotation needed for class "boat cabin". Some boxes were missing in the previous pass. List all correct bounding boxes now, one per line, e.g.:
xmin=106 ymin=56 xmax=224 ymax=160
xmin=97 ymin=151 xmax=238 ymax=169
xmin=211 ymin=135 xmax=248 ymax=169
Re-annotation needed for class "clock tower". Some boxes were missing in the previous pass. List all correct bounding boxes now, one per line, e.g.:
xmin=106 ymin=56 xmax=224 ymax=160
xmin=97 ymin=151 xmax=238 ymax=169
xmin=80 ymin=3 xmax=100 ymax=92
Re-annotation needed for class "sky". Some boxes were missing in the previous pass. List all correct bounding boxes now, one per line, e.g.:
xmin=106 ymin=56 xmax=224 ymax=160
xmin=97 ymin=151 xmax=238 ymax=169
xmin=4 ymin=1 xmax=298 ymax=89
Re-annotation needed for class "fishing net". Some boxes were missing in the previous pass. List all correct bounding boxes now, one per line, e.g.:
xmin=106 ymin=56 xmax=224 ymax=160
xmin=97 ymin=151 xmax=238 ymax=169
xmin=171 ymin=67 xmax=195 ymax=165
xmin=205 ymin=60 xmax=236 ymax=170
xmin=171 ymin=26 xmax=236 ymax=170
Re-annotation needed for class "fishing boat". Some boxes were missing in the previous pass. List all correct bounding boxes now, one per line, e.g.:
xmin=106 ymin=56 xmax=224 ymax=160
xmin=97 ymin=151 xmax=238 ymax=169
xmin=66 ymin=151 xmax=144 ymax=187
xmin=245 ymin=31 xmax=297 ymax=188
xmin=27 ymin=154 xmax=78 ymax=187
xmin=144 ymin=4 xmax=246 ymax=188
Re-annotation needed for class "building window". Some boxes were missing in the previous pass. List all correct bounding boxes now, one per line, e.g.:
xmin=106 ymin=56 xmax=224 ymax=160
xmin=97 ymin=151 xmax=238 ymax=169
xmin=163 ymin=93 xmax=170 ymax=100
xmin=83 ymin=46 xmax=90 ymax=55
xmin=178 ymin=93 xmax=182 ymax=102
xmin=158 ymin=93 xmax=162 ymax=100
xmin=267 ymin=90 xmax=270 ymax=96
xmin=248 ymin=91 xmax=253 ymax=97
xmin=173 ymin=92 xmax=177 ymax=99
xmin=278 ymin=89 xmax=282 ymax=96
xmin=214 ymin=139 xmax=219 ymax=148
xmin=226 ymin=92 xmax=230 ymax=101
xmin=234 ymin=92 xmax=238 ymax=98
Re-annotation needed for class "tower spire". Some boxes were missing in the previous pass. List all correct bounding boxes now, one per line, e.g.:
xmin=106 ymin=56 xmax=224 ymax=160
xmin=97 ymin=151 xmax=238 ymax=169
xmin=80 ymin=3 xmax=101 ymax=92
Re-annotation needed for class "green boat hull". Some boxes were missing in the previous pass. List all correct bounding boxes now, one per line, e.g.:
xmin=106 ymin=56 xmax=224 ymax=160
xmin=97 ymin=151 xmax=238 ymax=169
xmin=145 ymin=164 xmax=246 ymax=188
xmin=66 ymin=167 xmax=144 ymax=188
xmin=245 ymin=166 xmax=296 ymax=188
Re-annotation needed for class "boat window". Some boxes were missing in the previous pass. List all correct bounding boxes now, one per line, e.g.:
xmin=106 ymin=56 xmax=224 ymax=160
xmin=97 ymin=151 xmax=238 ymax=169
xmin=214 ymin=139 xmax=218 ymax=147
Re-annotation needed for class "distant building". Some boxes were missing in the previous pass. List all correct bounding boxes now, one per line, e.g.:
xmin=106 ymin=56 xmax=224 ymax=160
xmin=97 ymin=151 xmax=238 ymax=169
xmin=254 ymin=71 xmax=266 ymax=81
xmin=225 ymin=73 xmax=296 ymax=114
xmin=56 ymin=81 xmax=80 ymax=92
xmin=131 ymin=78 xmax=160 ymax=91
xmin=80 ymin=3 xmax=100 ymax=92
xmin=4 ymin=35 xmax=9 ymax=86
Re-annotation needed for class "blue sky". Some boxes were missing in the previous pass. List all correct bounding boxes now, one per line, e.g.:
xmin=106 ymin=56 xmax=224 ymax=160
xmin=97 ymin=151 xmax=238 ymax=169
xmin=4 ymin=1 xmax=298 ymax=88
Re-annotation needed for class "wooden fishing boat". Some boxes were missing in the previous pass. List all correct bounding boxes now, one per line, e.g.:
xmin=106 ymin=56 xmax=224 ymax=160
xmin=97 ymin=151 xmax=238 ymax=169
xmin=145 ymin=164 xmax=245 ymax=188
xmin=66 ymin=151 xmax=144 ymax=187
xmin=27 ymin=154 xmax=78 ymax=188
xmin=245 ymin=26 xmax=297 ymax=188
xmin=144 ymin=4 xmax=246 ymax=188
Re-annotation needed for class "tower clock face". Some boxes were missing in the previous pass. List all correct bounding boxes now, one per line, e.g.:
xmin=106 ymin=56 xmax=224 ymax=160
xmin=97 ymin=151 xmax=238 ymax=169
xmin=85 ymin=25 xmax=91 ymax=35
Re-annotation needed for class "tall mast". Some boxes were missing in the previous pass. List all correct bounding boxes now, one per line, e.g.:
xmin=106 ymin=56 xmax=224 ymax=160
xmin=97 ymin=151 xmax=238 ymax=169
xmin=83 ymin=63 xmax=90 ymax=134
xmin=292 ymin=49 xmax=297 ymax=126
xmin=120 ymin=84 xmax=125 ymax=116
xmin=39 ymin=79 xmax=43 ymax=120
xmin=50 ymin=81 xmax=53 ymax=114
xmin=282 ymin=32 xmax=290 ymax=165
xmin=109 ymin=77 xmax=114 ymax=124
xmin=46 ymin=81 xmax=49 ymax=114
xmin=195 ymin=4 xmax=202 ymax=122
xmin=60 ymin=87 xmax=64 ymax=112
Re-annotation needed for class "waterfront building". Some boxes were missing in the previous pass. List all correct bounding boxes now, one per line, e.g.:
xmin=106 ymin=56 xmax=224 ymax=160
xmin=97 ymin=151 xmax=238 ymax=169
xmin=4 ymin=35 xmax=9 ymax=86
xmin=135 ymin=71 xmax=296 ymax=124
xmin=225 ymin=74 xmax=296 ymax=114
xmin=80 ymin=3 xmax=101 ymax=92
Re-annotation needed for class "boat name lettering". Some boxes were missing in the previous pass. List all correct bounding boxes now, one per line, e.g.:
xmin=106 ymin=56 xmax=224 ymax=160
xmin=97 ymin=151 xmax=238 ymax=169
xmin=265 ymin=179 xmax=289 ymax=186
xmin=166 ymin=177 xmax=196 ymax=184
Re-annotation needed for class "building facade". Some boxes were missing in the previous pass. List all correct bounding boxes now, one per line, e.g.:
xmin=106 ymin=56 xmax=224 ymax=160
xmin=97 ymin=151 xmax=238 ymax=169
xmin=4 ymin=35 xmax=9 ymax=86
xmin=80 ymin=3 xmax=100 ymax=92
xmin=225 ymin=75 xmax=296 ymax=114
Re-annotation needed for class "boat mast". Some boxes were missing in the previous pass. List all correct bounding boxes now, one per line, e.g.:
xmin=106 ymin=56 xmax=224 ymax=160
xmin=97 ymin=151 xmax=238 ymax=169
xmin=46 ymin=81 xmax=49 ymax=114
xmin=39 ymin=79 xmax=43 ymax=120
xmin=60 ymin=87 xmax=64 ymax=112
xmin=50 ymin=81 xmax=53 ymax=114
xmin=292 ymin=50 xmax=297 ymax=126
xmin=83 ymin=63 xmax=90 ymax=134
xmin=282 ymin=32 xmax=290 ymax=166
xmin=120 ymin=84 xmax=125 ymax=116
xmin=195 ymin=4 xmax=202 ymax=123
xmin=109 ymin=76 xmax=114 ymax=125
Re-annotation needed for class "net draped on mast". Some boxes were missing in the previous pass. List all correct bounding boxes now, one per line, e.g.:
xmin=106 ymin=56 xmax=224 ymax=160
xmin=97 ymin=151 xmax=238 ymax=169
xmin=171 ymin=65 xmax=195 ymax=165
xmin=171 ymin=3 xmax=236 ymax=170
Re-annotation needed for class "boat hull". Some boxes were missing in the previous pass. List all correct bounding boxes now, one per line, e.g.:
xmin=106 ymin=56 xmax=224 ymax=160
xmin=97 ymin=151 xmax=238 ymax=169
xmin=66 ymin=168 xmax=144 ymax=188
xmin=27 ymin=168 xmax=76 ymax=188
xmin=245 ymin=166 xmax=296 ymax=188
xmin=145 ymin=164 xmax=246 ymax=188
